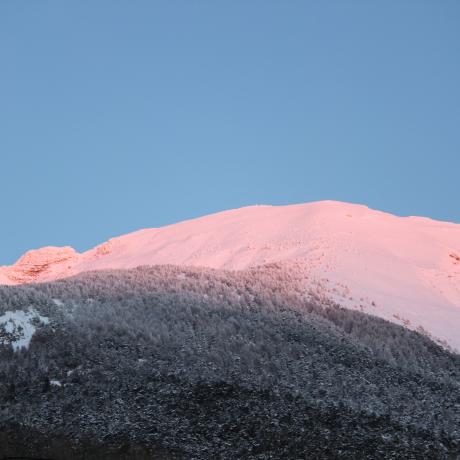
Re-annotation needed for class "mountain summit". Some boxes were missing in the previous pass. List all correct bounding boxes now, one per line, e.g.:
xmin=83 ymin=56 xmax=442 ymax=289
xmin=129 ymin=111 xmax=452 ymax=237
xmin=1 ymin=201 xmax=459 ymax=350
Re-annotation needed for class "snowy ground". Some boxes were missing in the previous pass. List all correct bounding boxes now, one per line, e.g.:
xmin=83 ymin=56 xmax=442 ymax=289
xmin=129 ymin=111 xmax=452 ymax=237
xmin=1 ymin=200 xmax=459 ymax=350
xmin=0 ymin=308 xmax=50 ymax=351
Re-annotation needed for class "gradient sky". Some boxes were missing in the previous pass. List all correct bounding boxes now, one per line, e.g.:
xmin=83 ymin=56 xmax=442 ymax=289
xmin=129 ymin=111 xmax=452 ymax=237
xmin=1 ymin=1 xmax=459 ymax=265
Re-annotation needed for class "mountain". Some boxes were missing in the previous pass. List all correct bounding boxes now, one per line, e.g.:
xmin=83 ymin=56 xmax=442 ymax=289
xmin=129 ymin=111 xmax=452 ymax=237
xmin=1 ymin=200 xmax=460 ymax=350
xmin=1 ymin=265 xmax=459 ymax=459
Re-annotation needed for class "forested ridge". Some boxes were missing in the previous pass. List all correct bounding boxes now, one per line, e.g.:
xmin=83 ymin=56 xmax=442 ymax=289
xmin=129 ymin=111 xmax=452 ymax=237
xmin=0 ymin=264 xmax=459 ymax=459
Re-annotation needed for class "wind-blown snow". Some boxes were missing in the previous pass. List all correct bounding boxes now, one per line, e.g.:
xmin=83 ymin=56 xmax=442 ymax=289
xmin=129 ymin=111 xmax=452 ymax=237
xmin=1 ymin=201 xmax=459 ymax=350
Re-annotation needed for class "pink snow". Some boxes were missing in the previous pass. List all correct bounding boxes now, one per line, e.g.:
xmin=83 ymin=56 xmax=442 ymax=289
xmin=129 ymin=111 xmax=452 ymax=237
xmin=1 ymin=201 xmax=459 ymax=350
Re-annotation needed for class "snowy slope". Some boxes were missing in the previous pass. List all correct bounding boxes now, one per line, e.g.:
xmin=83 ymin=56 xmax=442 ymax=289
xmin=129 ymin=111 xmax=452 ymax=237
xmin=0 ymin=308 xmax=50 ymax=351
xmin=1 ymin=201 xmax=459 ymax=350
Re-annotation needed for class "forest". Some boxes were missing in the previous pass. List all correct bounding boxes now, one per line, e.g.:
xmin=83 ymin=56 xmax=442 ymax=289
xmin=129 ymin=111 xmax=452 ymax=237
xmin=0 ymin=263 xmax=459 ymax=459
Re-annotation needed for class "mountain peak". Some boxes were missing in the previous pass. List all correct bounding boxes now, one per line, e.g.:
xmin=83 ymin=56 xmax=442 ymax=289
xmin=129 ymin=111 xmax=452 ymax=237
xmin=5 ymin=246 xmax=79 ymax=284
xmin=14 ymin=246 xmax=78 ymax=266
xmin=1 ymin=201 xmax=459 ymax=350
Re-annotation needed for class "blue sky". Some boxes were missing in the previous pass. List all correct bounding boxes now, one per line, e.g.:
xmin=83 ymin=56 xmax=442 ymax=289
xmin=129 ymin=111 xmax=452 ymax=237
xmin=1 ymin=1 xmax=459 ymax=264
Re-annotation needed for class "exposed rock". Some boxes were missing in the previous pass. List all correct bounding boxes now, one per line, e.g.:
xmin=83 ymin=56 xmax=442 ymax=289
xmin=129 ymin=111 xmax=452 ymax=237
xmin=2 ymin=246 xmax=79 ymax=284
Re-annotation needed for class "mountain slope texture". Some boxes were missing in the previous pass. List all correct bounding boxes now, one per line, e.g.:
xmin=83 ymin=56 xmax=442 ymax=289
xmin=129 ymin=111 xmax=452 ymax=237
xmin=2 ymin=201 xmax=459 ymax=351
xmin=0 ymin=266 xmax=459 ymax=458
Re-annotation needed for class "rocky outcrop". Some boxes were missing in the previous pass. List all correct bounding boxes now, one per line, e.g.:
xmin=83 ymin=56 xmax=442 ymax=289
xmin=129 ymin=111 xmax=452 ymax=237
xmin=1 ymin=246 xmax=79 ymax=284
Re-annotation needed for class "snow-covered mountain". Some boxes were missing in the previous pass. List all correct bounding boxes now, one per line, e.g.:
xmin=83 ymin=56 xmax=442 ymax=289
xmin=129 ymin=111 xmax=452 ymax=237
xmin=1 ymin=200 xmax=459 ymax=350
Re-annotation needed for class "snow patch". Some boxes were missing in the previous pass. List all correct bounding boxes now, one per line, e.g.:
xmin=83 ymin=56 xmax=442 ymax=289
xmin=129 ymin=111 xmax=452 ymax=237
xmin=0 ymin=308 xmax=50 ymax=351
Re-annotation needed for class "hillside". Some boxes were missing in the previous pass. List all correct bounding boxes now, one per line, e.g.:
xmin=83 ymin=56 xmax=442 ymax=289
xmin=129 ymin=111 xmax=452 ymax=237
xmin=1 ymin=201 xmax=459 ymax=350
xmin=0 ymin=265 xmax=459 ymax=458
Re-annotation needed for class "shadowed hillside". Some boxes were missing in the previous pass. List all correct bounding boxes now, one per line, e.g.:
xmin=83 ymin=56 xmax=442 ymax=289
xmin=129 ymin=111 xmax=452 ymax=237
xmin=0 ymin=264 xmax=459 ymax=458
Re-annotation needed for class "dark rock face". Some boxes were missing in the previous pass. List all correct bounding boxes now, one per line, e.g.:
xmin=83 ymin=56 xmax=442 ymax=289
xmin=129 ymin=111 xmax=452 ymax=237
xmin=0 ymin=265 xmax=459 ymax=459
xmin=450 ymin=252 xmax=460 ymax=264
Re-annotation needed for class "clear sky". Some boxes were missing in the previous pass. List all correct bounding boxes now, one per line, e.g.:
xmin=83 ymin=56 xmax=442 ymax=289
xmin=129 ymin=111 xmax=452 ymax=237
xmin=1 ymin=1 xmax=459 ymax=265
